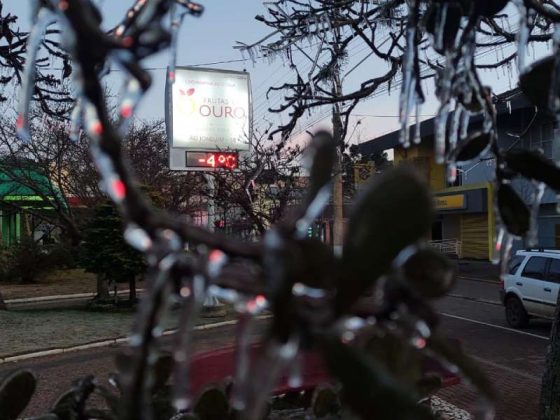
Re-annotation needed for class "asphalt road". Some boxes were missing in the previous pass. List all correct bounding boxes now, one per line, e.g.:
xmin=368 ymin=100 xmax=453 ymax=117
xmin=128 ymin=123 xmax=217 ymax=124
xmin=436 ymin=277 xmax=550 ymax=419
xmin=0 ymin=275 xmax=552 ymax=419
xmin=0 ymin=322 xmax=268 ymax=418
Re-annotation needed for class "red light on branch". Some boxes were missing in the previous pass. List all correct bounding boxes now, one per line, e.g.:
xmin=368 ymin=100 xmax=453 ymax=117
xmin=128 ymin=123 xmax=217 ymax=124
xmin=185 ymin=151 xmax=238 ymax=170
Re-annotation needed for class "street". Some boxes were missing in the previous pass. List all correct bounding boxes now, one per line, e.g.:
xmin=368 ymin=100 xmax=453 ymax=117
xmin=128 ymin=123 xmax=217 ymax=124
xmin=436 ymin=277 xmax=549 ymax=420
xmin=0 ymin=274 xmax=552 ymax=419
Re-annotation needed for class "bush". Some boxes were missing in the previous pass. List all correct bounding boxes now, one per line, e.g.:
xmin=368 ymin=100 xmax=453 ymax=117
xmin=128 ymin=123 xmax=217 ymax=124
xmin=44 ymin=241 xmax=79 ymax=269
xmin=0 ymin=238 xmax=77 ymax=283
xmin=0 ymin=238 xmax=50 ymax=283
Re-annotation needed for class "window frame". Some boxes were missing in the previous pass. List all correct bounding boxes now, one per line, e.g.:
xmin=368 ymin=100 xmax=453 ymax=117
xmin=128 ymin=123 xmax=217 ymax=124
xmin=545 ymin=257 xmax=560 ymax=284
xmin=520 ymin=256 xmax=550 ymax=281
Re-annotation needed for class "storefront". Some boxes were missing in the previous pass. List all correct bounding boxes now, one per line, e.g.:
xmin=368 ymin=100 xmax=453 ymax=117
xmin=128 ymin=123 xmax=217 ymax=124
xmin=433 ymin=183 xmax=494 ymax=260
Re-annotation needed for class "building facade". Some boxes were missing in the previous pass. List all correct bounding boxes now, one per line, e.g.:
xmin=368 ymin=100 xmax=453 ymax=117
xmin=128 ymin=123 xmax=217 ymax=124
xmin=358 ymin=89 xmax=558 ymax=260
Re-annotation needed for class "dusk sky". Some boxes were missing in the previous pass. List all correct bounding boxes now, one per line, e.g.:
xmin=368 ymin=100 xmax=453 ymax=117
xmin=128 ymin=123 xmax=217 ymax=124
xmin=3 ymin=1 xmax=541 ymax=146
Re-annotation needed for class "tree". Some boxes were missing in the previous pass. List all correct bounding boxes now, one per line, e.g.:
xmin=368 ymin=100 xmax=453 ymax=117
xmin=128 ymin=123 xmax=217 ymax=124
xmin=0 ymin=114 xmax=99 ymax=245
xmin=121 ymin=120 xmax=204 ymax=215
xmin=80 ymin=201 xmax=145 ymax=303
xmin=202 ymin=129 xmax=304 ymax=237
xmin=0 ymin=3 xmax=72 ymax=129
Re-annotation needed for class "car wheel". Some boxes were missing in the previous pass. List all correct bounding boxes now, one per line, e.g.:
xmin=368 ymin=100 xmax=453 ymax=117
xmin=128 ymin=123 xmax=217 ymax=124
xmin=505 ymin=296 xmax=529 ymax=328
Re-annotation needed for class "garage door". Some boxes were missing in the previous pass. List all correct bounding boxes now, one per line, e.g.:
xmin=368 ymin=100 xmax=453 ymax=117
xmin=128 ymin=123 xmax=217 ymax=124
xmin=460 ymin=214 xmax=488 ymax=260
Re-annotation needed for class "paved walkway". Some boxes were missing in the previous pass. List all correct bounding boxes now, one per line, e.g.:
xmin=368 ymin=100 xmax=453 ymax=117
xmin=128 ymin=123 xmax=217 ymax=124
xmin=437 ymin=359 xmax=541 ymax=420
xmin=455 ymin=259 xmax=500 ymax=282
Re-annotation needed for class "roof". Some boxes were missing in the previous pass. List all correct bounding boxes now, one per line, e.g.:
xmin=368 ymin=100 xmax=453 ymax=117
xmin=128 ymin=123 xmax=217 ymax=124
xmin=0 ymin=163 xmax=64 ymax=205
xmin=358 ymin=88 xmax=534 ymax=156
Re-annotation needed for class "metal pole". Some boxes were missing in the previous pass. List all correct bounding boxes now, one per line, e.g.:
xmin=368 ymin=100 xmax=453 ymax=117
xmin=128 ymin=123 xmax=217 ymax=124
xmin=203 ymin=173 xmax=221 ymax=308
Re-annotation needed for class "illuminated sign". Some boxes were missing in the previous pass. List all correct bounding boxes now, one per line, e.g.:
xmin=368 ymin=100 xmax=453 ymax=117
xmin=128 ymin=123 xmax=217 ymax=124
xmin=434 ymin=194 xmax=466 ymax=210
xmin=185 ymin=151 xmax=238 ymax=170
xmin=166 ymin=67 xmax=251 ymax=170
xmin=168 ymin=67 xmax=251 ymax=152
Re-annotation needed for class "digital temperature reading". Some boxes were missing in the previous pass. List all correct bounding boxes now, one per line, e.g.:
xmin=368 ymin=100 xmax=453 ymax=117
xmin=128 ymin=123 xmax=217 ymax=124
xmin=185 ymin=151 xmax=238 ymax=170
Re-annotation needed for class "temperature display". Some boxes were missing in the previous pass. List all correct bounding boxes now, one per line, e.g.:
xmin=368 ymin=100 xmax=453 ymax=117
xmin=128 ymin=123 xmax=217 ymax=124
xmin=185 ymin=151 xmax=238 ymax=170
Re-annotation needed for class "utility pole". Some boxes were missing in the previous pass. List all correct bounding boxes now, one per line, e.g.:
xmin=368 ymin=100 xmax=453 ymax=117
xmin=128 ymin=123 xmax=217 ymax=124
xmin=332 ymin=80 xmax=344 ymax=257
xmin=331 ymin=3 xmax=344 ymax=257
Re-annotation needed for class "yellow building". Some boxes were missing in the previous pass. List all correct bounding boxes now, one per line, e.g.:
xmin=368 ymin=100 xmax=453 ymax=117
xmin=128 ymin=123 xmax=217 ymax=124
xmin=358 ymin=128 xmax=495 ymax=260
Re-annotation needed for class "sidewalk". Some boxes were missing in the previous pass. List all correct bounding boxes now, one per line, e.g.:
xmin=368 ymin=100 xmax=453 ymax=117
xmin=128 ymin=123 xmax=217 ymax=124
xmin=437 ymin=357 xmax=541 ymax=419
xmin=455 ymin=259 xmax=500 ymax=282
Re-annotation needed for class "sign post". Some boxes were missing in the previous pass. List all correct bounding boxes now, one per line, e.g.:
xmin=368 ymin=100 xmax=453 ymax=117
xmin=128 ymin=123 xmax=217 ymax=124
xmin=166 ymin=67 xmax=252 ymax=310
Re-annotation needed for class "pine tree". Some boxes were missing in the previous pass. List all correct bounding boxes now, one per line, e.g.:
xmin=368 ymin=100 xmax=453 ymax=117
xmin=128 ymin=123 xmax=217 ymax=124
xmin=80 ymin=201 xmax=145 ymax=303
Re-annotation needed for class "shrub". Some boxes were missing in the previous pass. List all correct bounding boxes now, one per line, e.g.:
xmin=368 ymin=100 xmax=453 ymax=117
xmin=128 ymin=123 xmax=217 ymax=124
xmin=0 ymin=237 xmax=51 ymax=283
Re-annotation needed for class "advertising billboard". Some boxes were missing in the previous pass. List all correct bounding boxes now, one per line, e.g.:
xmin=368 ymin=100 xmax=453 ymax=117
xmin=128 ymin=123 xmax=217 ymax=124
xmin=166 ymin=67 xmax=252 ymax=170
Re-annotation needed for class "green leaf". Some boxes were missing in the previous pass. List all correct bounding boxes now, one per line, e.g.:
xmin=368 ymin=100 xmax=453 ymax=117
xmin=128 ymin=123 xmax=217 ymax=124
xmin=0 ymin=370 xmax=36 ymax=420
xmin=320 ymin=337 xmax=434 ymax=420
xmin=402 ymin=249 xmax=456 ymax=299
xmin=428 ymin=333 xmax=496 ymax=401
xmin=193 ymin=387 xmax=229 ymax=420
xmin=338 ymin=166 xmax=433 ymax=312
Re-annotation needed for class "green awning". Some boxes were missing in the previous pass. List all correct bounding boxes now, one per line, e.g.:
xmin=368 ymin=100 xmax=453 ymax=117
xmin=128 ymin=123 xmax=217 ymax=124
xmin=0 ymin=165 xmax=65 ymax=208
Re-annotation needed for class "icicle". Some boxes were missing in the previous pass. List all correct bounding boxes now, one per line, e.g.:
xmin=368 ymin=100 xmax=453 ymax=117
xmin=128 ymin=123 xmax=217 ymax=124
xmin=448 ymin=106 xmax=463 ymax=152
xmin=124 ymin=223 xmax=153 ymax=251
xmin=230 ymin=311 xmax=257 ymax=411
xmin=460 ymin=110 xmax=470 ymax=140
xmin=413 ymin=102 xmax=422 ymax=144
xmin=16 ymin=8 xmax=56 ymax=142
xmin=434 ymin=104 xmax=450 ymax=164
xmin=247 ymin=46 xmax=256 ymax=64
xmin=119 ymin=78 xmax=142 ymax=129
xmin=288 ymin=352 xmax=303 ymax=388
xmin=549 ymin=24 xmax=560 ymax=113
xmin=493 ymin=227 xmax=505 ymax=265
xmin=172 ymin=274 xmax=206 ymax=411
xmin=295 ymin=184 xmax=331 ymax=240
xmin=399 ymin=7 xmax=417 ymax=148
xmin=435 ymin=3 xmax=448 ymax=53
xmin=207 ymin=248 xmax=228 ymax=278
xmin=514 ymin=0 xmax=529 ymax=74
xmin=500 ymin=233 xmax=514 ymax=279
xmin=123 ymin=254 xmax=173 ymax=420
xmin=68 ymin=99 xmax=83 ymax=142
xmin=206 ymin=285 xmax=239 ymax=303
xmin=527 ymin=182 xmax=545 ymax=248
xmin=242 ymin=337 xmax=299 ymax=420
xmin=447 ymin=162 xmax=457 ymax=185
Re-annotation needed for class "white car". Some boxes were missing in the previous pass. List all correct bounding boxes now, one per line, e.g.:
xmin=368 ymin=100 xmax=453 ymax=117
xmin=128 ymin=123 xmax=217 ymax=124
xmin=500 ymin=249 xmax=560 ymax=328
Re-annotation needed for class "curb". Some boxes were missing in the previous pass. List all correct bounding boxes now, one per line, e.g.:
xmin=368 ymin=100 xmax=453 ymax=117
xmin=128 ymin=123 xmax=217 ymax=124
xmin=456 ymin=275 xmax=499 ymax=285
xmin=447 ymin=293 xmax=501 ymax=306
xmin=0 ymin=316 xmax=270 ymax=366
xmin=5 ymin=289 xmax=145 ymax=305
